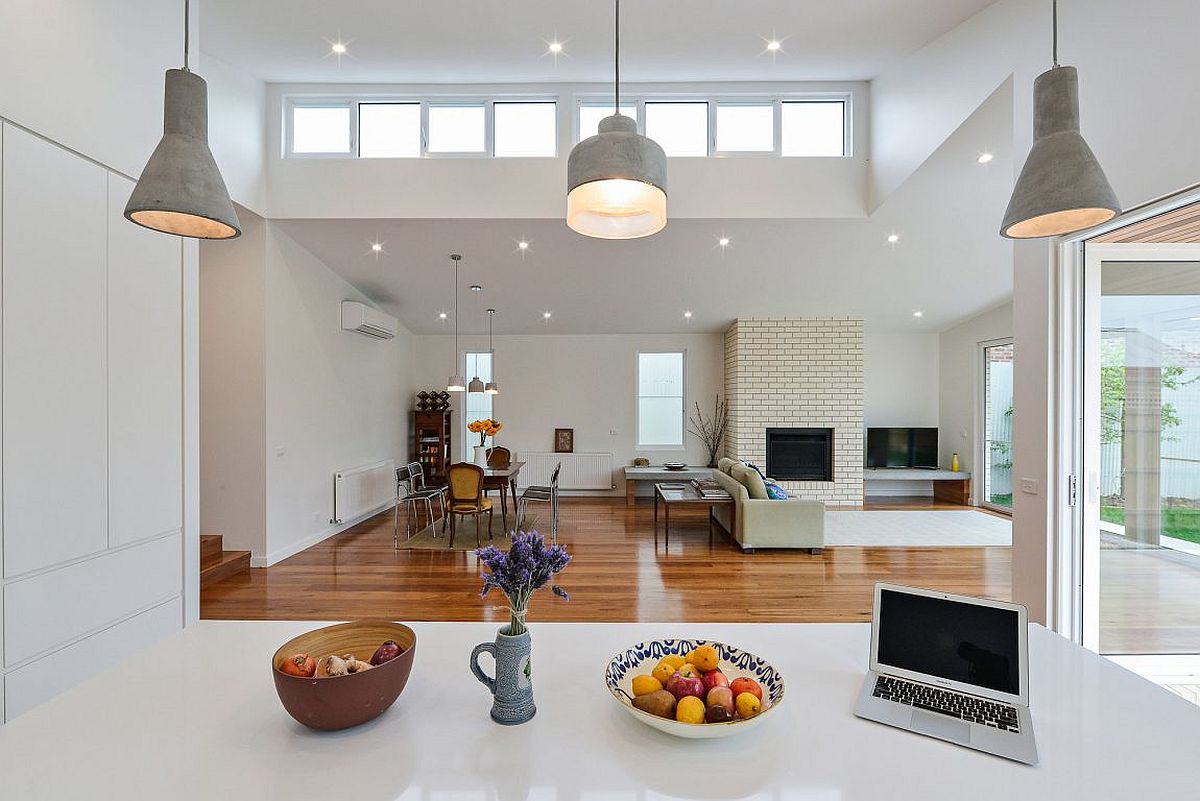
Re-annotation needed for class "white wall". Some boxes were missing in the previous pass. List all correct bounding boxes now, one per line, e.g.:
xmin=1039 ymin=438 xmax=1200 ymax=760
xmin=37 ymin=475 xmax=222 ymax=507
xmin=937 ymin=302 xmax=1013 ymax=491
xmin=411 ymin=332 xmax=723 ymax=493
xmin=0 ymin=124 xmax=191 ymax=721
xmin=264 ymin=80 xmax=869 ymax=221
xmin=199 ymin=210 xmax=267 ymax=555
xmin=864 ymin=333 xmax=939 ymax=428
xmin=203 ymin=55 xmax=268 ymax=216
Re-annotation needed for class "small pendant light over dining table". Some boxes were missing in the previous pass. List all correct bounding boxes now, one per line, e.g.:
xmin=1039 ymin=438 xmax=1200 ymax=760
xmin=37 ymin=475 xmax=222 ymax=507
xmin=1000 ymin=0 xmax=1119 ymax=239
xmin=125 ymin=0 xmax=241 ymax=239
xmin=565 ymin=0 xmax=667 ymax=239
xmin=484 ymin=309 xmax=500 ymax=395
xmin=447 ymin=255 xmax=466 ymax=392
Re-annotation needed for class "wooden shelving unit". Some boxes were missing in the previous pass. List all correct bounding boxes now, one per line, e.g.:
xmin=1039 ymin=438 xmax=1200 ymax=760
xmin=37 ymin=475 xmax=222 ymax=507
xmin=412 ymin=410 xmax=453 ymax=485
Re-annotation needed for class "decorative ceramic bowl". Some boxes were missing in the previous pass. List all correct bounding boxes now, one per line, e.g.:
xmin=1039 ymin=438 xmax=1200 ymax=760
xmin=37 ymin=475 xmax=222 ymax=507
xmin=272 ymin=620 xmax=417 ymax=731
xmin=605 ymin=639 xmax=784 ymax=739
xmin=663 ymin=462 xmax=688 ymax=471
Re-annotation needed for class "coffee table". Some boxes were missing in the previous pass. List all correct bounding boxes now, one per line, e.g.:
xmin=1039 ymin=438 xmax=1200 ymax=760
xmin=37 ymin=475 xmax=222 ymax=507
xmin=653 ymin=483 xmax=735 ymax=548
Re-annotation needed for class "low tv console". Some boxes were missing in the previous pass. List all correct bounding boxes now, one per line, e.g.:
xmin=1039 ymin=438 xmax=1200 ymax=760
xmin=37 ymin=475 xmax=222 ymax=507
xmin=863 ymin=467 xmax=971 ymax=505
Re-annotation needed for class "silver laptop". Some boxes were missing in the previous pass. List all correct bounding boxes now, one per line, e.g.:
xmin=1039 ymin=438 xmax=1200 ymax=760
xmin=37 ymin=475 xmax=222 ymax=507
xmin=854 ymin=583 xmax=1039 ymax=765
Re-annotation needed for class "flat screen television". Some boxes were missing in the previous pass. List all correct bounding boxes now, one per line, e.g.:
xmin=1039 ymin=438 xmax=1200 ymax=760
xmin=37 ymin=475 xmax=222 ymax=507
xmin=865 ymin=427 xmax=939 ymax=469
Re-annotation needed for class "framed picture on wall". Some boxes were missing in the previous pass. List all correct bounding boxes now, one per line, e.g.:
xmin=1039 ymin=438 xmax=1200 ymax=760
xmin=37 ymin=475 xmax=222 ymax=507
xmin=554 ymin=428 xmax=574 ymax=453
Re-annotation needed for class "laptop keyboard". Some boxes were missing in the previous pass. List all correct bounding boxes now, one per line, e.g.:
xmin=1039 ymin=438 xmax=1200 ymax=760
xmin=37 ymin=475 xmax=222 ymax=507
xmin=873 ymin=675 xmax=1021 ymax=733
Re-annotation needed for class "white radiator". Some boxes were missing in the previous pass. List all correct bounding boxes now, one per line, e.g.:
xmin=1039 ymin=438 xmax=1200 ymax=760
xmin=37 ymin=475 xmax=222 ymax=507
xmin=520 ymin=452 xmax=614 ymax=491
xmin=331 ymin=459 xmax=396 ymax=524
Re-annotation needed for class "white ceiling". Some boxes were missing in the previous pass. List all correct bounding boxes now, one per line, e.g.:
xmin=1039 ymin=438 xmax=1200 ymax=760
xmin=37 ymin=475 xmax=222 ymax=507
xmin=201 ymin=0 xmax=997 ymax=84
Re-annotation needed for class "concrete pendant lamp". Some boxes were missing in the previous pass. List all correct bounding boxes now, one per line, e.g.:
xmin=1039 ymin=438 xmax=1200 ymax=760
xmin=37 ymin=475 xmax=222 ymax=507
xmin=484 ymin=309 xmax=500 ymax=395
xmin=125 ymin=0 xmax=240 ymax=239
xmin=447 ymin=255 xmax=466 ymax=392
xmin=566 ymin=0 xmax=667 ymax=239
xmin=1001 ymin=0 xmax=1119 ymax=239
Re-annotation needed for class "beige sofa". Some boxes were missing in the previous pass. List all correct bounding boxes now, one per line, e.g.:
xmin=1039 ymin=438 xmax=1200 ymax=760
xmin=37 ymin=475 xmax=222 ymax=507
xmin=710 ymin=458 xmax=825 ymax=552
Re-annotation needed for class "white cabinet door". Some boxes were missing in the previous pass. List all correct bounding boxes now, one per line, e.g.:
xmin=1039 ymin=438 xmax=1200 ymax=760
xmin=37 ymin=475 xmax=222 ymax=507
xmin=107 ymin=176 xmax=182 ymax=545
xmin=2 ymin=124 xmax=108 ymax=577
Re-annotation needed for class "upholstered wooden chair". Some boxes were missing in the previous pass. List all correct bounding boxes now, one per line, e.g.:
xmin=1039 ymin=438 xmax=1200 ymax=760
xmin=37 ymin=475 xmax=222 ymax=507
xmin=485 ymin=446 xmax=511 ymax=468
xmin=446 ymin=462 xmax=493 ymax=548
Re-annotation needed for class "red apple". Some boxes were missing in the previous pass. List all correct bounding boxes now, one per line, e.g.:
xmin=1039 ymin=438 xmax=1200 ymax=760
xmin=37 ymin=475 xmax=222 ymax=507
xmin=701 ymin=669 xmax=729 ymax=693
xmin=729 ymin=677 xmax=763 ymax=701
xmin=665 ymin=671 xmax=705 ymax=701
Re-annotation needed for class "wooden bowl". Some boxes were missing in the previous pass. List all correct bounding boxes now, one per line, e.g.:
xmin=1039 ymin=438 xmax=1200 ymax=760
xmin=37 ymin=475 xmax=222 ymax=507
xmin=272 ymin=620 xmax=416 ymax=731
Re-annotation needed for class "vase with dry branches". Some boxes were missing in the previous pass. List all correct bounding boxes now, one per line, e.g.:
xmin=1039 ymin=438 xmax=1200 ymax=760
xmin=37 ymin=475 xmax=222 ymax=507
xmin=689 ymin=394 xmax=729 ymax=468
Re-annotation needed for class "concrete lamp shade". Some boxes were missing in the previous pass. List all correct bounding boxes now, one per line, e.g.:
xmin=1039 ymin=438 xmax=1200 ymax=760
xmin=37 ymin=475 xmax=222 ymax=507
xmin=484 ymin=381 xmax=499 ymax=395
xmin=1001 ymin=66 xmax=1119 ymax=239
xmin=447 ymin=376 xmax=466 ymax=393
xmin=125 ymin=69 xmax=241 ymax=240
xmin=567 ymin=114 xmax=667 ymax=239
xmin=467 ymin=376 xmax=486 ymax=393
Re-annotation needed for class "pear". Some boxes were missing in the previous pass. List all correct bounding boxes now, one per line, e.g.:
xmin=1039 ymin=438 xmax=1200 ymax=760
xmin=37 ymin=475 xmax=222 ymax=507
xmin=632 ymin=689 xmax=677 ymax=719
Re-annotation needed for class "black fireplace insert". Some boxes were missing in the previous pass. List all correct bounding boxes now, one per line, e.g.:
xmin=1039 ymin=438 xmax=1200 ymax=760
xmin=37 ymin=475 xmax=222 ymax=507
xmin=765 ymin=428 xmax=834 ymax=481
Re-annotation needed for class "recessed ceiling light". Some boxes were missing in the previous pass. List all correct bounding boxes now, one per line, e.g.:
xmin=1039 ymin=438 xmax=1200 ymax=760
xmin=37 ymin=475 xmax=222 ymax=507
xmin=470 ymin=285 xmax=482 ymax=293
xmin=518 ymin=240 xmax=529 ymax=250
xmin=548 ymin=41 xmax=563 ymax=54
xmin=760 ymin=32 xmax=788 ymax=59
xmin=370 ymin=242 xmax=383 ymax=253
xmin=913 ymin=311 xmax=924 ymax=319
xmin=438 ymin=312 xmax=448 ymax=320
xmin=323 ymin=34 xmax=352 ymax=65
xmin=718 ymin=236 xmax=730 ymax=247
xmin=684 ymin=311 xmax=693 ymax=319
xmin=543 ymin=311 xmax=552 ymax=320
xmin=887 ymin=233 xmax=900 ymax=244
xmin=977 ymin=152 xmax=994 ymax=164
xmin=766 ymin=40 xmax=781 ymax=51
xmin=330 ymin=42 xmax=347 ymax=55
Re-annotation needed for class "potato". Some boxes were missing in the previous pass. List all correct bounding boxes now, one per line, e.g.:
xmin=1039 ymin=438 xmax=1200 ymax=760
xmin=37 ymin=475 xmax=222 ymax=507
xmin=632 ymin=689 xmax=677 ymax=720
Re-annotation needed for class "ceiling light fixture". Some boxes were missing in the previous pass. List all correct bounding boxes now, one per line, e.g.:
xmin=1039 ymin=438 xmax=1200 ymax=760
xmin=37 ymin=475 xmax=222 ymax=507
xmin=518 ymin=240 xmax=529 ymax=250
xmin=485 ymin=309 xmax=500 ymax=395
xmin=913 ymin=311 xmax=924 ymax=319
xmin=124 ymin=0 xmax=240 ymax=240
xmin=1001 ymin=0 xmax=1119 ymax=238
xmin=549 ymin=41 xmax=563 ymax=54
xmin=470 ymin=284 xmax=482 ymax=293
xmin=439 ymin=312 xmax=447 ymax=320
xmin=566 ymin=0 xmax=667 ymax=239
xmin=760 ymin=32 xmax=788 ymax=60
xmin=887 ymin=233 xmax=900 ymax=245
xmin=766 ymin=40 xmax=782 ymax=52
xmin=684 ymin=311 xmax=693 ymax=319
xmin=371 ymin=242 xmax=383 ymax=252
xmin=718 ymin=236 xmax=730 ymax=247
xmin=447 ymin=255 xmax=466 ymax=392
xmin=977 ymin=152 xmax=995 ymax=164
xmin=543 ymin=311 xmax=552 ymax=320
xmin=331 ymin=41 xmax=347 ymax=55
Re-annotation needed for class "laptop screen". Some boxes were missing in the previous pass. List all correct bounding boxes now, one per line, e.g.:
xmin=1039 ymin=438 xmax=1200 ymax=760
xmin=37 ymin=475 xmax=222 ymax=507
xmin=877 ymin=588 xmax=1021 ymax=695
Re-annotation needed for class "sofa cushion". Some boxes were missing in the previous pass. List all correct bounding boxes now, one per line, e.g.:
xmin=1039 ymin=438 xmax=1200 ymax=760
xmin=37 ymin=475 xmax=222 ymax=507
xmin=764 ymin=481 xmax=789 ymax=500
xmin=717 ymin=457 xmax=737 ymax=475
xmin=731 ymin=464 xmax=769 ymax=500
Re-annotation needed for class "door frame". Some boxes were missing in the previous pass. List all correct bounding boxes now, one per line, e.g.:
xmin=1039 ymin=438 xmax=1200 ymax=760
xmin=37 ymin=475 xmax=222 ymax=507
xmin=979 ymin=337 xmax=1016 ymax=515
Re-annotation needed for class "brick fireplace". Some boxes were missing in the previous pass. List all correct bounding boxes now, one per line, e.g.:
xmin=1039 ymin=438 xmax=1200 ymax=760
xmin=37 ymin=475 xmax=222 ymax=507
xmin=723 ymin=318 xmax=864 ymax=504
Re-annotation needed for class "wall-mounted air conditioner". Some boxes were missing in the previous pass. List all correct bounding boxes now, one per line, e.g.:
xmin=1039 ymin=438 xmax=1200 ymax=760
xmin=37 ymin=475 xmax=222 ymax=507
xmin=341 ymin=301 xmax=398 ymax=340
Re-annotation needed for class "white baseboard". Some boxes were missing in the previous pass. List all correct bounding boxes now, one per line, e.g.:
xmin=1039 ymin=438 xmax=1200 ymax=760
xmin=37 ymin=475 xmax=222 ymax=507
xmin=254 ymin=500 xmax=395 ymax=567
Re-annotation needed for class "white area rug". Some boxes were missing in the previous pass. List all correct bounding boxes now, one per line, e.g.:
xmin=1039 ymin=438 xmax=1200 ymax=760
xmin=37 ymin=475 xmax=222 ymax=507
xmin=824 ymin=511 xmax=1012 ymax=547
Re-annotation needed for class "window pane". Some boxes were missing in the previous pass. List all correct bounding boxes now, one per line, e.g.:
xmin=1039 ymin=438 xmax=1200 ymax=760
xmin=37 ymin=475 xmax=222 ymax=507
xmin=639 ymin=398 xmax=684 ymax=447
xmin=716 ymin=104 xmax=774 ymax=152
xmin=358 ymin=103 xmax=420 ymax=158
xmin=638 ymin=352 xmax=684 ymax=447
xmin=644 ymin=102 xmax=708 ymax=157
xmin=494 ymin=102 xmax=556 ymax=157
xmin=292 ymin=106 xmax=350 ymax=153
xmin=463 ymin=353 xmax=494 ymax=455
xmin=781 ymin=101 xmax=845 ymax=156
xmin=578 ymin=105 xmax=637 ymax=140
xmin=428 ymin=105 xmax=486 ymax=153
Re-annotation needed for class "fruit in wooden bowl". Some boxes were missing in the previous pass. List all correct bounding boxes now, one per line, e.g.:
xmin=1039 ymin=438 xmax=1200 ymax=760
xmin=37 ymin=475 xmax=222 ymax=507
xmin=272 ymin=620 xmax=416 ymax=731
xmin=605 ymin=639 xmax=783 ymax=739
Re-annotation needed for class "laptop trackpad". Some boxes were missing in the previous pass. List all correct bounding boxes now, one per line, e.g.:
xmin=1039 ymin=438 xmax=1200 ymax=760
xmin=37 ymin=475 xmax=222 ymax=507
xmin=910 ymin=710 xmax=971 ymax=744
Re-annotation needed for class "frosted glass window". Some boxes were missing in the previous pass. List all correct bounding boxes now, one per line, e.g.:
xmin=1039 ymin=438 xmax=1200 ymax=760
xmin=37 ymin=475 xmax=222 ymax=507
xmin=781 ymin=101 xmax=846 ymax=157
xmin=359 ymin=103 xmax=420 ymax=158
xmin=428 ymin=104 xmax=486 ymax=153
xmin=494 ymin=102 xmax=557 ymax=157
xmin=578 ymin=105 xmax=637 ymax=140
xmin=716 ymin=104 xmax=774 ymax=152
xmin=638 ymin=352 xmax=685 ymax=448
xmin=644 ymin=102 xmax=708 ymax=157
xmin=291 ymin=106 xmax=351 ymax=153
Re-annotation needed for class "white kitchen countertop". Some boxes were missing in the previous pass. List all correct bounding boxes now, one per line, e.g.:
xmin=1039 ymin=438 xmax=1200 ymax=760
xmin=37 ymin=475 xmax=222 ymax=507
xmin=0 ymin=621 xmax=1196 ymax=799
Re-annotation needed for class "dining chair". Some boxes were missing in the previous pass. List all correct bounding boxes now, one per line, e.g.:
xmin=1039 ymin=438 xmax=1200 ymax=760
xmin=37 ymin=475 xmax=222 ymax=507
xmin=394 ymin=463 xmax=447 ymax=547
xmin=485 ymin=446 xmax=512 ymax=468
xmin=518 ymin=462 xmax=561 ymax=544
xmin=446 ymin=462 xmax=494 ymax=548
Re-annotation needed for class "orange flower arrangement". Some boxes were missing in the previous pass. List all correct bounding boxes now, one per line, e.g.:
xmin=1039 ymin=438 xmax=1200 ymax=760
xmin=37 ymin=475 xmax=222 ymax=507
xmin=468 ymin=418 xmax=503 ymax=446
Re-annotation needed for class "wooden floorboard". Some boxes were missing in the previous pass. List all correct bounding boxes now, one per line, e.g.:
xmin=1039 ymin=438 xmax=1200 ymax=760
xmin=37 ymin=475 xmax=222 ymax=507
xmin=201 ymin=497 xmax=1013 ymax=625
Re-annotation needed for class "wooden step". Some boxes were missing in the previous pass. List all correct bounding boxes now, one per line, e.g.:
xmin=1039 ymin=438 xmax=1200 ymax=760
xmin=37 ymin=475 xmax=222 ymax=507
xmin=200 ymin=549 xmax=251 ymax=587
xmin=200 ymin=535 xmax=223 ymax=570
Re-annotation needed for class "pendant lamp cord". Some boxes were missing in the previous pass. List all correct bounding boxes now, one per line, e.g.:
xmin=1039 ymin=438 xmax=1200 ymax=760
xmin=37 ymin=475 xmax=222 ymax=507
xmin=1051 ymin=0 xmax=1058 ymax=67
xmin=453 ymin=257 xmax=459 ymax=371
xmin=183 ymin=0 xmax=191 ymax=71
xmin=614 ymin=0 xmax=620 ymax=114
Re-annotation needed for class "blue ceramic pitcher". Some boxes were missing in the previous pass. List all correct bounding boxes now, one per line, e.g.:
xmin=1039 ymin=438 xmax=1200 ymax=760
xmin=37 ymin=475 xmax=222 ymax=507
xmin=470 ymin=625 xmax=535 ymax=725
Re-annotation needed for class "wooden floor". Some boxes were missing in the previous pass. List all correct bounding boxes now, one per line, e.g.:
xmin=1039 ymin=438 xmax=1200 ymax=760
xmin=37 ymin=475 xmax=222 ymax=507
xmin=202 ymin=496 xmax=1013 ymax=624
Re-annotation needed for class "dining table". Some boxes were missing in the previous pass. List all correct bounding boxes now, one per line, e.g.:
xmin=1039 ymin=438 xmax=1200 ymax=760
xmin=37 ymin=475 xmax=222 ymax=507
xmin=1 ymin=620 xmax=1195 ymax=799
xmin=481 ymin=460 xmax=524 ymax=535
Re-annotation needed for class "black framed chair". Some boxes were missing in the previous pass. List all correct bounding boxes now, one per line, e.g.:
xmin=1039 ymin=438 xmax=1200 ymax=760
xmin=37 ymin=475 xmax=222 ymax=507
xmin=394 ymin=463 xmax=447 ymax=547
xmin=518 ymin=462 xmax=561 ymax=544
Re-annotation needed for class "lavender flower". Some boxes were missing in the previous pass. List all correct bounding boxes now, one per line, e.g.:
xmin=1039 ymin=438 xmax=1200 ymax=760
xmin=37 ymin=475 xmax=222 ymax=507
xmin=476 ymin=530 xmax=570 ymax=635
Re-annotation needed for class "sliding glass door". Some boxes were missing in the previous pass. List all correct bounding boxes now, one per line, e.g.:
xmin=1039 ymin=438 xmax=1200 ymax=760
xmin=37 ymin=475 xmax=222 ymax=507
xmin=1081 ymin=244 xmax=1200 ymax=665
xmin=982 ymin=341 xmax=1014 ymax=512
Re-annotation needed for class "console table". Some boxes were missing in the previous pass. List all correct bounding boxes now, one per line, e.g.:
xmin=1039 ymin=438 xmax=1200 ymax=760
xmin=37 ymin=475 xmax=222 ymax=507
xmin=2 ymin=621 xmax=1195 ymax=799
xmin=864 ymin=467 xmax=972 ymax=505
xmin=623 ymin=465 xmax=713 ymax=507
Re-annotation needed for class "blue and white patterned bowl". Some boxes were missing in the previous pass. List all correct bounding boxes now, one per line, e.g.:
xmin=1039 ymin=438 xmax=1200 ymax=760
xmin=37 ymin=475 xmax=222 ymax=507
xmin=605 ymin=639 xmax=784 ymax=739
